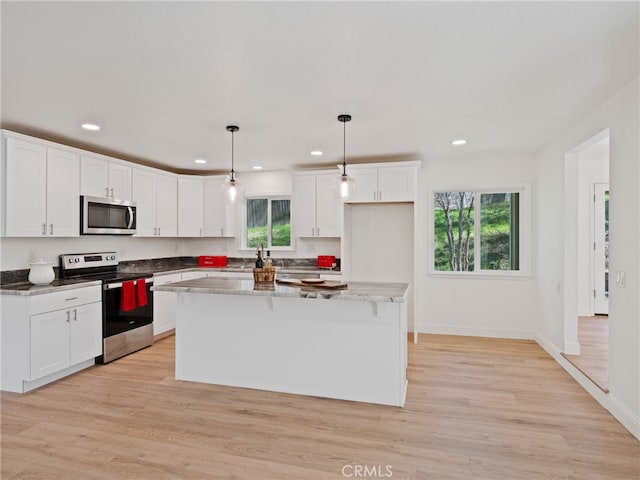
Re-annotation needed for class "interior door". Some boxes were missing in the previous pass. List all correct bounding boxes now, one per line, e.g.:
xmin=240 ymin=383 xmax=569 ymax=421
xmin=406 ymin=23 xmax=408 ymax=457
xmin=593 ymin=183 xmax=609 ymax=315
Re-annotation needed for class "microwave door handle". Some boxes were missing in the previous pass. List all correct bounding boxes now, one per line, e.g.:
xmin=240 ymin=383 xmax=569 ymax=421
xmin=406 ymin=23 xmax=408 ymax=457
xmin=126 ymin=206 xmax=134 ymax=229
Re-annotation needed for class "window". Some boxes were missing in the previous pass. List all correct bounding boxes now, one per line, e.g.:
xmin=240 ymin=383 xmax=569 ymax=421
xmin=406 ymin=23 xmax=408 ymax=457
xmin=245 ymin=197 xmax=291 ymax=249
xmin=433 ymin=190 xmax=522 ymax=272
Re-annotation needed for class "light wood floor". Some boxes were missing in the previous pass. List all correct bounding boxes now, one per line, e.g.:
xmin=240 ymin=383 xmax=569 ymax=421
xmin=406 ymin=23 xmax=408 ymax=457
xmin=564 ymin=316 xmax=609 ymax=392
xmin=2 ymin=334 xmax=638 ymax=479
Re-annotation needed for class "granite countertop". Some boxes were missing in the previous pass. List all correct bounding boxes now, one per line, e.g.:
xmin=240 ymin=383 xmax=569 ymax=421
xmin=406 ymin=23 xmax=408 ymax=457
xmin=0 ymin=279 xmax=102 ymax=296
xmin=153 ymin=277 xmax=408 ymax=303
xmin=0 ymin=258 xmax=341 ymax=295
xmin=144 ymin=265 xmax=342 ymax=277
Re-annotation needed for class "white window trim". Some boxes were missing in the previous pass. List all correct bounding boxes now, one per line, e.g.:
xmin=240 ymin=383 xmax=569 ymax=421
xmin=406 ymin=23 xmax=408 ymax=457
xmin=240 ymin=194 xmax=294 ymax=252
xmin=428 ymin=182 xmax=532 ymax=278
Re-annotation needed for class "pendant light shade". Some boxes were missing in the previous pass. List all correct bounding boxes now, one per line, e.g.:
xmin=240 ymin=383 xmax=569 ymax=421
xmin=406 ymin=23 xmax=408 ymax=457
xmin=222 ymin=125 xmax=243 ymax=204
xmin=332 ymin=114 xmax=355 ymax=201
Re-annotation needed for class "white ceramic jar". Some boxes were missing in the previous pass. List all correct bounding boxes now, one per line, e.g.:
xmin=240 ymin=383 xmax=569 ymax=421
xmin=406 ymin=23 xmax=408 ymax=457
xmin=28 ymin=260 xmax=55 ymax=285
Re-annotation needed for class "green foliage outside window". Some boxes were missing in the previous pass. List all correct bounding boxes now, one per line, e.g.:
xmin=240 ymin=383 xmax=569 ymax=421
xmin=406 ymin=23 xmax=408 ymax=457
xmin=434 ymin=191 xmax=520 ymax=272
xmin=246 ymin=197 xmax=291 ymax=249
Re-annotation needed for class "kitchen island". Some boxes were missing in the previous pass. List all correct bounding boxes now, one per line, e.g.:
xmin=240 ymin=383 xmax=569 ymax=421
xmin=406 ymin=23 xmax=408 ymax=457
xmin=153 ymin=277 xmax=408 ymax=406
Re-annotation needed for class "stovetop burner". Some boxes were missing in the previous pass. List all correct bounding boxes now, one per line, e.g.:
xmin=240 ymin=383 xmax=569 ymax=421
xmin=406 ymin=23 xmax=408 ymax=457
xmin=59 ymin=252 xmax=153 ymax=284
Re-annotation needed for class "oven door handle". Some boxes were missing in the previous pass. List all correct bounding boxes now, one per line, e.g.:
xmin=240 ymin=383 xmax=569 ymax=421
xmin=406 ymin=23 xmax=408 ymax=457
xmin=126 ymin=206 xmax=135 ymax=229
xmin=104 ymin=279 xmax=154 ymax=290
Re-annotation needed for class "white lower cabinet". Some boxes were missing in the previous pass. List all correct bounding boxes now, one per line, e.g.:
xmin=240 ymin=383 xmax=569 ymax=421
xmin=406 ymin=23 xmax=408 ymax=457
xmin=1 ymin=285 xmax=102 ymax=393
xmin=153 ymin=272 xmax=182 ymax=335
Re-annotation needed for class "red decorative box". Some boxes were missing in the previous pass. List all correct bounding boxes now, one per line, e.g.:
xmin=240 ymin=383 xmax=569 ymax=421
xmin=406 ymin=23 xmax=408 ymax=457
xmin=317 ymin=255 xmax=336 ymax=268
xmin=198 ymin=255 xmax=227 ymax=267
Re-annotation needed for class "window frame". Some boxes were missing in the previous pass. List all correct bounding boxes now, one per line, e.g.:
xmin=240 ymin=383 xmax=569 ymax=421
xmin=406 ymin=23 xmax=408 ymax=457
xmin=428 ymin=183 xmax=531 ymax=278
xmin=241 ymin=195 xmax=293 ymax=251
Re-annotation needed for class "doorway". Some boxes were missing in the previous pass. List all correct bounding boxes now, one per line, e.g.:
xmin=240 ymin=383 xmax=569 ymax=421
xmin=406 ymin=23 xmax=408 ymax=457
xmin=563 ymin=130 xmax=609 ymax=392
xmin=593 ymin=183 xmax=609 ymax=315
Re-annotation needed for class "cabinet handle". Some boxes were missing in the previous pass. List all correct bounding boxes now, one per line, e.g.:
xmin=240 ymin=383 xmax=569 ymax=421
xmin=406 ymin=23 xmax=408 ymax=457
xmin=158 ymin=227 xmax=160 ymax=236
xmin=110 ymin=187 xmax=114 ymax=198
xmin=66 ymin=311 xmax=70 ymax=323
xmin=378 ymin=191 xmax=382 ymax=201
xmin=73 ymin=308 xmax=78 ymax=321
xmin=317 ymin=227 xmax=320 ymax=236
xmin=105 ymin=187 xmax=109 ymax=197
xmin=65 ymin=296 xmax=78 ymax=301
xmin=49 ymin=224 xmax=54 ymax=235
xmin=42 ymin=224 xmax=46 ymax=235
xmin=200 ymin=228 xmax=202 ymax=237
xmin=221 ymin=228 xmax=224 ymax=236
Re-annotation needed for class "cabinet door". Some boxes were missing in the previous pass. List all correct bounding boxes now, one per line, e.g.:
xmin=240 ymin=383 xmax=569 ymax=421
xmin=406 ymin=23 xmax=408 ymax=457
xmin=46 ymin=148 xmax=80 ymax=237
xmin=377 ymin=166 xmax=415 ymax=202
xmin=178 ymin=177 xmax=204 ymax=237
xmin=132 ymin=168 xmax=156 ymax=236
xmin=155 ymin=173 xmax=178 ymax=237
xmin=108 ymin=163 xmax=132 ymax=201
xmin=80 ymin=155 xmax=109 ymax=197
xmin=292 ymin=175 xmax=317 ymax=237
xmin=69 ymin=302 xmax=102 ymax=365
xmin=315 ymin=174 xmax=341 ymax=237
xmin=30 ymin=309 xmax=70 ymax=380
xmin=203 ymin=177 xmax=225 ymax=236
xmin=5 ymin=138 xmax=47 ymax=236
xmin=154 ymin=292 xmax=177 ymax=335
xmin=348 ymin=168 xmax=378 ymax=203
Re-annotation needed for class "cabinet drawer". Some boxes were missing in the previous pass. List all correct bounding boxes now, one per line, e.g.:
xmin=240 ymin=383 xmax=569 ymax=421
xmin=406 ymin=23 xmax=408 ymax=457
xmin=31 ymin=285 xmax=102 ymax=315
xmin=154 ymin=273 xmax=182 ymax=286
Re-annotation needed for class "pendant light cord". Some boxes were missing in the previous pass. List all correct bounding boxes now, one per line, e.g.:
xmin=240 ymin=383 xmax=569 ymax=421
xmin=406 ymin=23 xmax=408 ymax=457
xmin=226 ymin=125 xmax=239 ymax=182
xmin=231 ymin=130 xmax=235 ymax=181
xmin=342 ymin=120 xmax=347 ymax=176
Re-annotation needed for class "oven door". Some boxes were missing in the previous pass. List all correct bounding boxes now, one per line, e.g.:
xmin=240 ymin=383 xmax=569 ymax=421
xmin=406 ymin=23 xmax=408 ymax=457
xmin=81 ymin=196 xmax=137 ymax=235
xmin=103 ymin=279 xmax=154 ymax=338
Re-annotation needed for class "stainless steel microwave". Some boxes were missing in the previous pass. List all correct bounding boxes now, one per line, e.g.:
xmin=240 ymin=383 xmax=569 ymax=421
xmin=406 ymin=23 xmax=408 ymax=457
xmin=81 ymin=196 xmax=137 ymax=235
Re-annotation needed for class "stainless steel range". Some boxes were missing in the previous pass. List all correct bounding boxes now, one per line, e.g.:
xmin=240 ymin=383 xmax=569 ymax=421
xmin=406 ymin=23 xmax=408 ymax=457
xmin=59 ymin=252 xmax=154 ymax=363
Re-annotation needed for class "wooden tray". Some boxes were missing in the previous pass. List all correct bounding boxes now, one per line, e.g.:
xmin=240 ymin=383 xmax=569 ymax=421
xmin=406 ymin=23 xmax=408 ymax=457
xmin=276 ymin=279 xmax=348 ymax=290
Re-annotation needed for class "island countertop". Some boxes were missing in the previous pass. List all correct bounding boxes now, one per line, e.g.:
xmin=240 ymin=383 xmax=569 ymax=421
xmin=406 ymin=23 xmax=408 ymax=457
xmin=153 ymin=277 xmax=408 ymax=303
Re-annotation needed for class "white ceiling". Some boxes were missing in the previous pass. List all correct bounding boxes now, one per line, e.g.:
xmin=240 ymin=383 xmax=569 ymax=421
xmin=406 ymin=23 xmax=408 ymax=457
xmin=1 ymin=1 xmax=638 ymax=174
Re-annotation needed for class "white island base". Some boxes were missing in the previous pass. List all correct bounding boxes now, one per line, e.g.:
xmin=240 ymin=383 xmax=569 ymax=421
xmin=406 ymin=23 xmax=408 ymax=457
xmin=170 ymin=281 xmax=408 ymax=407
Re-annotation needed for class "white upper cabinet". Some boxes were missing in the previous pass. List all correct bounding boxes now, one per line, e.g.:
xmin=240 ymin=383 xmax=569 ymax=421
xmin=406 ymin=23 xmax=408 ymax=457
xmin=132 ymin=167 xmax=177 ymax=237
xmin=178 ymin=176 xmax=204 ymax=237
xmin=46 ymin=148 xmax=80 ymax=237
xmin=80 ymin=154 xmax=132 ymax=201
xmin=292 ymin=172 xmax=341 ymax=238
xmin=4 ymin=136 xmax=79 ymax=237
xmin=204 ymin=176 xmax=235 ymax=237
xmin=348 ymin=163 xmax=418 ymax=203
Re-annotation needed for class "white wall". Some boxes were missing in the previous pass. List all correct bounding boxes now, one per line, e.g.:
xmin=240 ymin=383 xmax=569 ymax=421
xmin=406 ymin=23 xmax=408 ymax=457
xmin=535 ymin=76 xmax=639 ymax=439
xmin=416 ymin=154 xmax=538 ymax=339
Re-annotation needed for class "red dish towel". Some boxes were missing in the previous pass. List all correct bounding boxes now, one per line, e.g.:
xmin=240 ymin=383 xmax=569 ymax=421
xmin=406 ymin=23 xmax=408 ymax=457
xmin=136 ymin=278 xmax=147 ymax=307
xmin=121 ymin=280 xmax=136 ymax=312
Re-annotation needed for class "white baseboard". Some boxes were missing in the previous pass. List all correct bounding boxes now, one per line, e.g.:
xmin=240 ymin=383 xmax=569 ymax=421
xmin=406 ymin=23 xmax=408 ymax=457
xmin=418 ymin=324 xmax=534 ymax=340
xmin=535 ymin=331 xmax=640 ymax=441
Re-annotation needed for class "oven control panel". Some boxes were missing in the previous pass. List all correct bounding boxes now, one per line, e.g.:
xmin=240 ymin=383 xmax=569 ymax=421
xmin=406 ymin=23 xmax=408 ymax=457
xmin=60 ymin=252 xmax=118 ymax=270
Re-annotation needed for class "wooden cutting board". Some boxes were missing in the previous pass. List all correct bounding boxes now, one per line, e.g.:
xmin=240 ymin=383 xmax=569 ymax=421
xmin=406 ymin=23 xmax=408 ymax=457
xmin=276 ymin=279 xmax=348 ymax=290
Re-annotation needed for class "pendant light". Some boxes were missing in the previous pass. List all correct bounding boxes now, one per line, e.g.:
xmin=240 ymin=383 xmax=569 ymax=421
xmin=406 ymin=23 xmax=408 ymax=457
xmin=222 ymin=125 xmax=243 ymax=204
xmin=332 ymin=114 xmax=355 ymax=200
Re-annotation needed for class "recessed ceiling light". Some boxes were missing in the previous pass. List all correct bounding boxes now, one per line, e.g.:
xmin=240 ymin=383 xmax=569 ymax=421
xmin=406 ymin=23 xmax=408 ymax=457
xmin=252 ymin=165 xmax=263 ymax=170
xmin=81 ymin=123 xmax=100 ymax=131
xmin=194 ymin=159 xmax=207 ymax=164
xmin=451 ymin=139 xmax=467 ymax=146
xmin=310 ymin=150 xmax=323 ymax=156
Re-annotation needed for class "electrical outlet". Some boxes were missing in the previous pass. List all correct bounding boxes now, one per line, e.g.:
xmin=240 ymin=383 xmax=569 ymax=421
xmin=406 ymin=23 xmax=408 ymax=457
xmin=615 ymin=270 xmax=626 ymax=288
